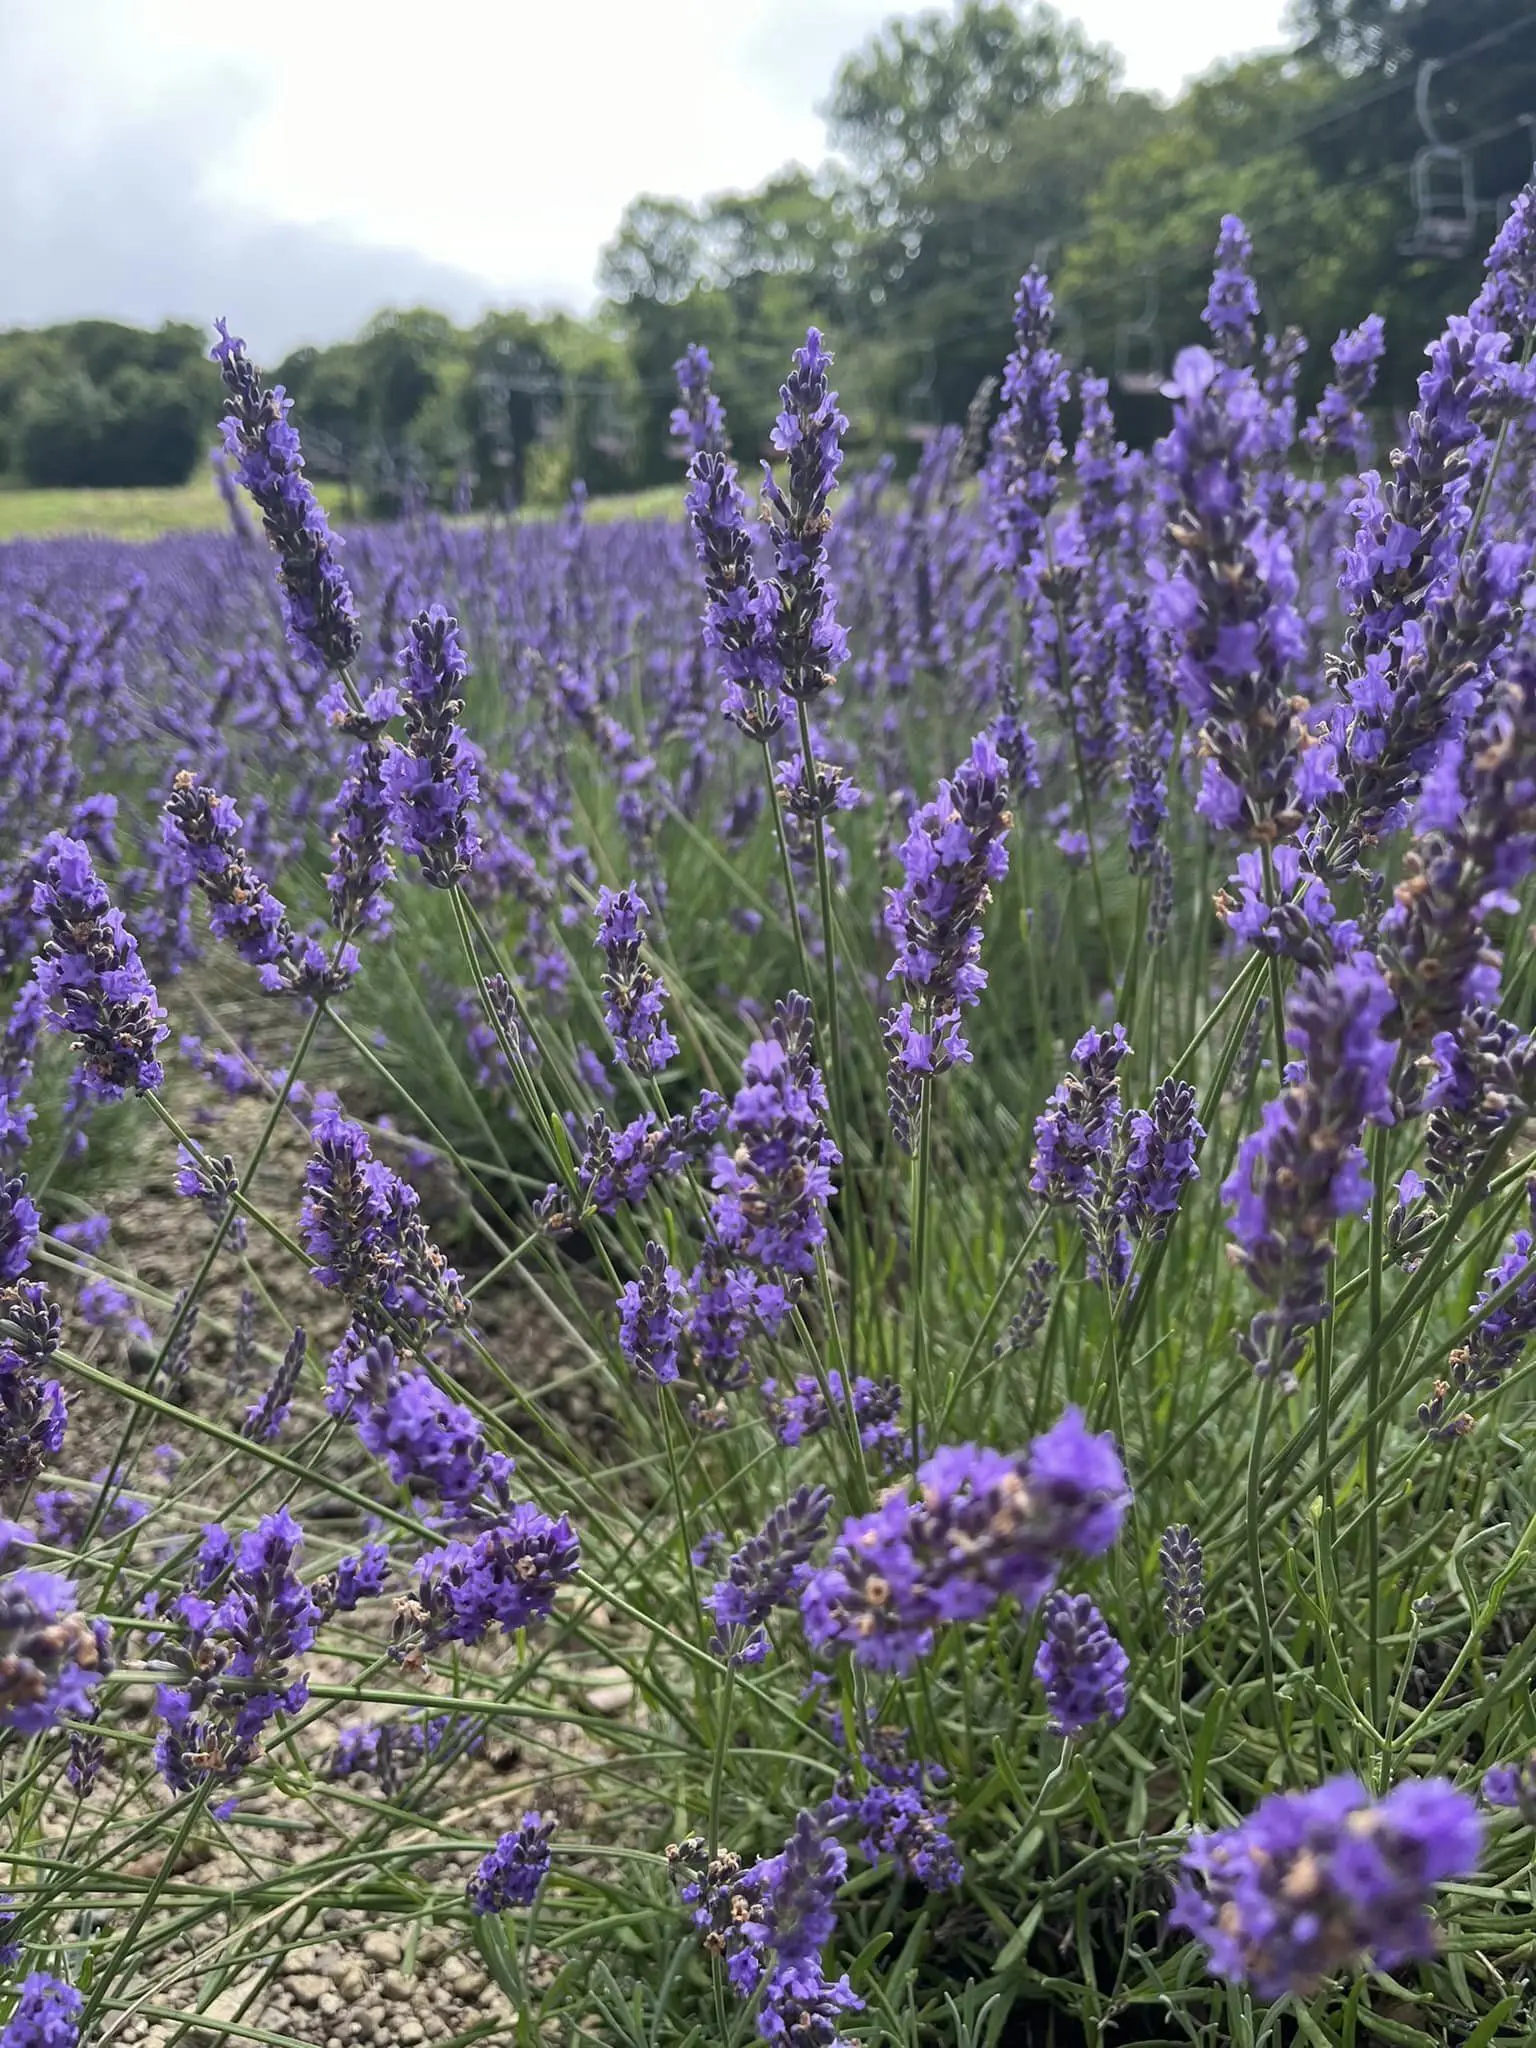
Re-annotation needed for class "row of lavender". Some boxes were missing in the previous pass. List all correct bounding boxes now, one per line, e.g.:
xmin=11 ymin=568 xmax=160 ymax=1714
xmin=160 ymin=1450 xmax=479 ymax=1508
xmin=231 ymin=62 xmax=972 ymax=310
xmin=2 ymin=194 xmax=1536 ymax=2046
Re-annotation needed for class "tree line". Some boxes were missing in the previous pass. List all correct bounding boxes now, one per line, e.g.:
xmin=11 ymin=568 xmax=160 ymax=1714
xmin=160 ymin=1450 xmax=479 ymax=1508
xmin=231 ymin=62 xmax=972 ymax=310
xmin=2 ymin=0 xmax=1531 ymax=507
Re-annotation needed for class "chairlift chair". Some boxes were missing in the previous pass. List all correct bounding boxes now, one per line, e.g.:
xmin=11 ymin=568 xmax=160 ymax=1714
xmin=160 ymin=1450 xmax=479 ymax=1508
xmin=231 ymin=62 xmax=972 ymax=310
xmin=1400 ymin=59 xmax=1479 ymax=259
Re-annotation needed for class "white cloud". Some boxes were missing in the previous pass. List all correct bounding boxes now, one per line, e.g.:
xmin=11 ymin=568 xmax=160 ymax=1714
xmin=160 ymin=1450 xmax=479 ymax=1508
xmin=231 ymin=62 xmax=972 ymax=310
xmin=3 ymin=0 xmax=1291 ymax=348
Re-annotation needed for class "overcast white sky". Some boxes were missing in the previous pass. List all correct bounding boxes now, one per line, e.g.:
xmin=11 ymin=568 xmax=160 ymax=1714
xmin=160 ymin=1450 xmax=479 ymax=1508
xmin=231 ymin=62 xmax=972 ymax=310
xmin=1 ymin=0 xmax=1290 ymax=355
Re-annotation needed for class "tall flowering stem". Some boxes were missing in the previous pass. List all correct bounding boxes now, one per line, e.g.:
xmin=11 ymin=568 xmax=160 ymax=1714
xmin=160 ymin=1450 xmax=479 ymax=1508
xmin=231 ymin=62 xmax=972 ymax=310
xmin=211 ymin=321 xmax=361 ymax=675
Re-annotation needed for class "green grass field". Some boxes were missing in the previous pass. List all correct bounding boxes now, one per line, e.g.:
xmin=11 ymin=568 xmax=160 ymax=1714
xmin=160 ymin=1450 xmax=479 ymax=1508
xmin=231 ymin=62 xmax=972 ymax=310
xmin=0 ymin=474 xmax=683 ymax=543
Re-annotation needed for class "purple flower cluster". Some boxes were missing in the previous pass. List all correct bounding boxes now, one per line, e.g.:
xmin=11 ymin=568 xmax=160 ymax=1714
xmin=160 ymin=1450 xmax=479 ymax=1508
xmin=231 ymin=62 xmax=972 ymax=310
xmin=467 ymin=1812 xmax=556 ymax=1914
xmin=671 ymin=343 xmax=727 ymax=458
xmin=1377 ymin=656 xmax=1536 ymax=1064
xmin=1484 ymin=1753 xmax=1536 ymax=1824
xmin=325 ymin=1333 xmax=492 ymax=1508
xmin=801 ymin=1410 xmax=1129 ymax=1671
xmin=301 ymin=1108 xmax=465 ymax=1338
xmin=1225 ymin=953 xmax=1395 ymax=1386
xmin=386 ymin=607 xmax=481 ymax=887
xmin=1155 ymin=342 xmax=1322 ymax=839
xmin=760 ymin=329 xmax=850 ymax=706
xmin=536 ymin=1094 xmax=724 ymax=1235
xmin=154 ymin=1508 xmax=318 ymax=1790
xmin=395 ymin=1504 xmax=580 ymax=1659
xmin=162 ymin=773 xmax=354 ymax=999
xmin=683 ymin=447 xmax=782 ymax=740
xmin=1203 ymin=214 xmax=1261 ymax=366
xmin=0 ymin=1181 xmax=65 ymax=1495
xmin=595 ymin=885 xmax=677 ymax=1072
xmin=760 ymin=1371 xmax=904 ymax=1464
xmin=0 ymin=1552 xmax=110 ymax=1736
xmin=711 ymin=1000 xmax=839 ymax=1285
xmin=1032 ymin=1591 xmax=1129 ymax=1736
xmin=985 ymin=269 xmax=1068 ymax=582
xmin=0 ymin=983 xmax=45 ymax=1164
xmin=882 ymin=733 xmax=1011 ymax=1142
xmin=670 ymin=1813 xmax=862 ymax=2046
xmin=324 ymin=685 xmax=397 ymax=940
xmin=242 ymin=1325 xmax=307 ymax=1444
xmin=1302 ymin=315 xmax=1386 ymax=464
xmin=822 ymin=1726 xmax=962 ymax=1891
xmin=212 ymin=320 xmax=361 ymax=674
xmin=31 ymin=833 xmax=167 ymax=1099
xmin=1170 ymin=1775 xmax=1481 ymax=1999
xmin=616 ymin=1242 xmax=684 ymax=1384
xmin=0 ymin=1975 xmax=83 ymax=2048
xmin=706 ymin=1485 xmax=831 ymax=1663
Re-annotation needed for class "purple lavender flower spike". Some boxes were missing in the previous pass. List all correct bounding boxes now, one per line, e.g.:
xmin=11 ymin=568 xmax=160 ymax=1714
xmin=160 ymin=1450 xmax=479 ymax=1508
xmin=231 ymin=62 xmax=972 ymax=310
xmin=801 ymin=1410 xmax=1129 ymax=1671
xmin=0 ymin=983 xmax=45 ymax=1165
xmin=595 ymin=885 xmax=677 ymax=1073
xmin=1303 ymin=315 xmax=1386 ymax=464
xmin=1170 ymin=1775 xmax=1482 ymax=1999
xmin=467 ymin=1812 xmax=556 ymax=1913
xmin=1032 ymin=1025 xmax=1136 ymax=1285
xmin=706 ymin=1485 xmax=831 ymax=1663
xmin=1117 ymin=1079 xmax=1204 ymax=1242
xmin=671 ymin=343 xmax=728 ymax=458
xmin=711 ymin=1005 xmax=839 ymax=1286
xmin=211 ymin=319 xmax=361 ymax=674
xmin=1472 ymin=178 xmax=1536 ymax=342
xmin=1203 ymin=215 xmax=1261 ymax=366
xmin=163 ymin=775 xmax=355 ymax=1000
xmin=1033 ymin=1590 xmax=1129 ymax=1735
xmin=0 ymin=1561 xmax=110 ymax=1735
xmin=761 ymin=1372 xmax=903 ymax=1465
xmin=1160 ymin=1524 xmax=1206 ymax=1635
xmin=617 ymin=1242 xmax=684 ymax=1384
xmin=1377 ymin=655 xmax=1536 ymax=1070
xmin=0 ymin=1273 xmax=67 ymax=1495
xmin=1224 ymin=952 xmax=1395 ymax=1387
xmin=31 ymin=834 xmax=167 ymax=1099
xmin=684 ymin=445 xmax=783 ymax=740
xmin=386 ymin=606 xmax=481 ymax=887
xmin=1155 ymin=346 xmax=1321 ymax=841
xmin=882 ymin=733 xmax=1012 ymax=1143
xmin=396 ymin=1506 xmax=580 ymax=1658
xmin=760 ymin=329 xmax=850 ymax=705
xmin=1 ymin=1975 xmax=84 ymax=2048
xmin=301 ymin=1109 xmax=465 ymax=1338
xmin=326 ymin=1332 xmax=489 ymax=1506
xmin=242 ymin=1326 xmax=306 ymax=1444
xmin=325 ymin=685 xmax=397 ymax=940
xmin=823 ymin=1727 xmax=963 ymax=1891
xmin=985 ymin=268 xmax=1068 ymax=584
xmin=154 ymin=1508 xmax=317 ymax=1791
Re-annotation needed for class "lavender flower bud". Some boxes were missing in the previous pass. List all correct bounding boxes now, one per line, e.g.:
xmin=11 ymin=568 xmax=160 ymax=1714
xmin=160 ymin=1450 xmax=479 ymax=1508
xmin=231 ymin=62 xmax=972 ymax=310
xmin=467 ymin=1812 xmax=555 ymax=1913
xmin=711 ymin=1017 xmax=839 ymax=1286
xmin=616 ymin=1242 xmax=684 ymax=1384
xmin=1159 ymin=1524 xmax=1206 ymax=1636
xmin=386 ymin=606 xmax=481 ymax=887
xmin=994 ymin=1256 xmax=1056 ymax=1359
xmin=1117 ymin=1078 xmax=1204 ymax=1242
xmin=243 ymin=1325 xmax=306 ymax=1444
xmin=1483 ymin=1752 xmax=1536 ymax=1824
xmin=1033 ymin=1590 xmax=1129 ymax=1735
xmin=595 ymin=886 xmax=677 ymax=1073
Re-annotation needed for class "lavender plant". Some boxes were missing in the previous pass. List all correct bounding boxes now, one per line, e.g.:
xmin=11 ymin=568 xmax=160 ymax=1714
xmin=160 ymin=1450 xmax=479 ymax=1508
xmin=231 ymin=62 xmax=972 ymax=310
xmin=5 ymin=199 xmax=1536 ymax=2048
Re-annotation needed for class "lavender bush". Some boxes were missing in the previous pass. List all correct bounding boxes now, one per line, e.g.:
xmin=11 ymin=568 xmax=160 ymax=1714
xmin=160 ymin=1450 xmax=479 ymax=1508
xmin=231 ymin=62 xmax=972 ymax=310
xmin=3 ymin=207 xmax=1536 ymax=2047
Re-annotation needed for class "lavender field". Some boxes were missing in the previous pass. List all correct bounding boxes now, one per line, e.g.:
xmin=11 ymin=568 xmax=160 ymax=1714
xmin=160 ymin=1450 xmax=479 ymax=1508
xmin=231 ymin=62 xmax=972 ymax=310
xmin=4 ymin=195 xmax=1536 ymax=2048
